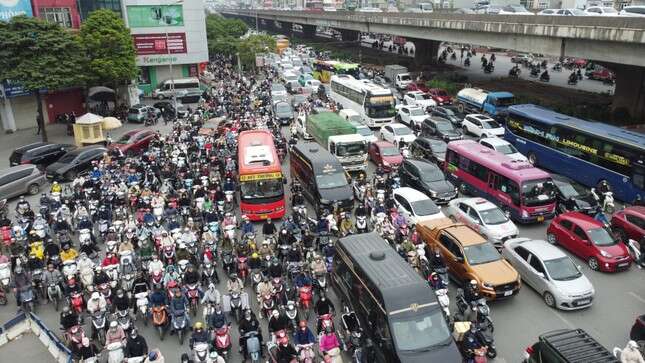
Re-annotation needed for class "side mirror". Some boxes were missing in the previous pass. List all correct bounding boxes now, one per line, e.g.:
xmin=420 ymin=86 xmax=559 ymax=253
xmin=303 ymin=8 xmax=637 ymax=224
xmin=582 ymin=239 xmax=591 ymax=245
xmin=455 ymin=256 xmax=464 ymax=263
xmin=537 ymin=272 xmax=546 ymax=279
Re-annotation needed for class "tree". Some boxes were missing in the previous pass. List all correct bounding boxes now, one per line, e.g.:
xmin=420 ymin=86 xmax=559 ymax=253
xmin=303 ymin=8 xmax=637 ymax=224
xmin=205 ymin=14 xmax=248 ymax=56
xmin=79 ymin=9 xmax=138 ymax=91
xmin=0 ymin=16 xmax=86 ymax=142
xmin=237 ymin=34 xmax=276 ymax=70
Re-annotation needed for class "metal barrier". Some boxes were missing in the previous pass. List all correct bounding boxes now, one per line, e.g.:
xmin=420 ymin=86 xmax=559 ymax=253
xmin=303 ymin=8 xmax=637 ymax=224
xmin=0 ymin=312 xmax=73 ymax=363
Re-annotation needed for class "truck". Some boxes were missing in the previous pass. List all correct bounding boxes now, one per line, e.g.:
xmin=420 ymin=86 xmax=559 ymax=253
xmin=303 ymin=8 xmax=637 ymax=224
xmin=384 ymin=65 xmax=412 ymax=90
xmin=306 ymin=111 xmax=367 ymax=172
xmin=455 ymin=88 xmax=515 ymax=120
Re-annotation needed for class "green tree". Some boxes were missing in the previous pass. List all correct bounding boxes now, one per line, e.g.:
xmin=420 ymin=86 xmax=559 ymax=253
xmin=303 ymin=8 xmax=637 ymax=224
xmin=0 ymin=16 xmax=86 ymax=142
xmin=237 ymin=34 xmax=277 ymax=70
xmin=80 ymin=9 xmax=138 ymax=91
xmin=205 ymin=14 xmax=248 ymax=56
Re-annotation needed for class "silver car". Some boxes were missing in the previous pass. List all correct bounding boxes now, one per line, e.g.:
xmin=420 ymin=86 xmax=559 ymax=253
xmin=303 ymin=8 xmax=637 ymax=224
xmin=502 ymin=238 xmax=595 ymax=310
xmin=0 ymin=165 xmax=46 ymax=200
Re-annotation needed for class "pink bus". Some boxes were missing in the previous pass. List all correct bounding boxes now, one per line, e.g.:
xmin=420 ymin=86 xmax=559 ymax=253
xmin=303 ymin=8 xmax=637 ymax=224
xmin=445 ymin=140 xmax=556 ymax=223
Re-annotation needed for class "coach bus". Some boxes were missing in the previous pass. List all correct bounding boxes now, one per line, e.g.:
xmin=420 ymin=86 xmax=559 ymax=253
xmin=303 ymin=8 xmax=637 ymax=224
xmin=330 ymin=74 xmax=396 ymax=127
xmin=312 ymin=60 xmax=360 ymax=83
xmin=445 ymin=140 xmax=556 ymax=223
xmin=504 ymin=104 xmax=645 ymax=203
xmin=237 ymin=130 xmax=286 ymax=221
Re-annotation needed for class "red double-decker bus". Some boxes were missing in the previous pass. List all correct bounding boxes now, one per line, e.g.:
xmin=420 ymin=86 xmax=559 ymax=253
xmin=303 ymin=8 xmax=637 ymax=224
xmin=238 ymin=130 xmax=286 ymax=221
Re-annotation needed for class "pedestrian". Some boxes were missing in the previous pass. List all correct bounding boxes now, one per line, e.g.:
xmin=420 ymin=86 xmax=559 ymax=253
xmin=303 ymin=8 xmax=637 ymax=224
xmin=35 ymin=114 xmax=43 ymax=135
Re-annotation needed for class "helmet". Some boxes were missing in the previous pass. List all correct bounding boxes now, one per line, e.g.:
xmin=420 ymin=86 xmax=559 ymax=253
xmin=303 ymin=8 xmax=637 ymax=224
xmin=130 ymin=328 xmax=138 ymax=337
xmin=194 ymin=322 xmax=203 ymax=330
xmin=272 ymin=310 xmax=279 ymax=318
xmin=252 ymin=252 xmax=259 ymax=259
xmin=91 ymin=292 xmax=100 ymax=300
xmin=109 ymin=321 xmax=118 ymax=329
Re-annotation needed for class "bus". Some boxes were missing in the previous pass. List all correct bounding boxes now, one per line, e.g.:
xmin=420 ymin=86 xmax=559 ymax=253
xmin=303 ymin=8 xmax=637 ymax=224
xmin=312 ymin=60 xmax=360 ymax=83
xmin=445 ymin=140 xmax=556 ymax=223
xmin=330 ymin=74 xmax=396 ymax=127
xmin=505 ymin=104 xmax=645 ymax=203
xmin=237 ymin=130 xmax=286 ymax=221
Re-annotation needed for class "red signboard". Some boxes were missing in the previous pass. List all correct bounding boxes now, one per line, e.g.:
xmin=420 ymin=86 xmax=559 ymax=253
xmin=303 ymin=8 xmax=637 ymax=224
xmin=133 ymin=33 xmax=187 ymax=55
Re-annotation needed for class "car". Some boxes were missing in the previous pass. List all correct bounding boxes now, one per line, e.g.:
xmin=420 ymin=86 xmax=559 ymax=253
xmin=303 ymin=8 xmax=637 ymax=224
xmin=127 ymin=104 xmax=161 ymax=123
xmin=498 ymin=4 xmax=533 ymax=14
xmin=153 ymin=101 xmax=189 ymax=118
xmin=585 ymin=6 xmax=619 ymax=16
xmin=273 ymin=101 xmax=294 ymax=125
xmin=474 ymin=4 xmax=504 ymax=14
xmin=396 ymin=106 xmax=427 ymax=129
xmin=270 ymin=83 xmax=288 ymax=101
xmin=403 ymin=91 xmax=437 ymax=109
xmin=620 ymin=5 xmax=645 ymax=17
xmin=479 ymin=137 xmax=527 ymax=162
xmin=427 ymin=88 xmax=452 ymax=105
xmin=431 ymin=106 xmax=463 ymax=127
xmin=350 ymin=122 xmax=377 ymax=144
xmin=338 ymin=109 xmax=362 ymax=124
xmin=406 ymin=82 xmax=430 ymax=93
xmin=502 ymin=238 xmax=594 ymax=310
xmin=546 ymin=212 xmax=632 ymax=272
xmin=409 ymin=137 xmax=447 ymax=166
xmin=399 ymin=159 xmax=457 ymax=204
xmin=369 ymin=141 xmax=402 ymax=172
xmin=304 ymin=79 xmax=321 ymax=92
xmin=421 ymin=117 xmax=463 ymax=142
xmin=523 ymin=329 xmax=618 ymax=363
xmin=510 ymin=54 xmax=533 ymax=63
xmin=462 ymin=114 xmax=504 ymax=138
xmin=179 ymin=90 xmax=203 ymax=104
xmin=45 ymin=146 xmax=107 ymax=181
xmin=108 ymin=129 xmax=156 ymax=157
xmin=537 ymin=8 xmax=557 ymax=15
xmin=553 ymin=8 xmax=588 ymax=16
xmin=9 ymin=142 xmax=76 ymax=168
xmin=392 ymin=187 xmax=445 ymax=225
xmin=379 ymin=123 xmax=416 ymax=146
xmin=298 ymin=73 xmax=314 ymax=86
xmin=291 ymin=94 xmax=307 ymax=108
xmin=372 ymin=75 xmax=387 ymax=86
xmin=550 ymin=174 xmax=598 ymax=215
xmin=0 ymin=165 xmax=46 ymax=199
xmin=446 ymin=197 xmax=519 ymax=248
xmin=611 ymin=206 xmax=645 ymax=243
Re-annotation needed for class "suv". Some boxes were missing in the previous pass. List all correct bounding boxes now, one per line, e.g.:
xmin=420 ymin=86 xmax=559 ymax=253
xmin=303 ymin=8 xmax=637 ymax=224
xmin=523 ymin=329 xmax=618 ymax=362
xmin=127 ymin=104 xmax=160 ymax=123
xmin=9 ymin=142 xmax=75 ymax=168
xmin=462 ymin=114 xmax=504 ymax=138
xmin=0 ymin=165 xmax=46 ymax=199
xmin=611 ymin=206 xmax=645 ymax=243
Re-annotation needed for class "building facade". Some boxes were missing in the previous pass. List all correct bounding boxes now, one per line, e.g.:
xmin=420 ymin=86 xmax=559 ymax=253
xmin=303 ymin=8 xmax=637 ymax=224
xmin=77 ymin=0 xmax=123 ymax=21
xmin=31 ymin=0 xmax=81 ymax=28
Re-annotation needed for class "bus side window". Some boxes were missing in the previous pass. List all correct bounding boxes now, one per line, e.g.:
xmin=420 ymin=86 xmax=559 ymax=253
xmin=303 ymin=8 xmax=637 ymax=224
xmin=496 ymin=175 xmax=520 ymax=206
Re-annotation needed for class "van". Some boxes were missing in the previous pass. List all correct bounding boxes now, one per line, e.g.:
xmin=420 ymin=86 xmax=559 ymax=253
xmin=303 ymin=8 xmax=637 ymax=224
xmin=338 ymin=109 xmax=362 ymax=124
xmin=152 ymin=77 xmax=200 ymax=100
xmin=0 ymin=165 xmax=46 ymax=200
xmin=333 ymin=233 xmax=460 ymax=362
xmin=289 ymin=143 xmax=353 ymax=214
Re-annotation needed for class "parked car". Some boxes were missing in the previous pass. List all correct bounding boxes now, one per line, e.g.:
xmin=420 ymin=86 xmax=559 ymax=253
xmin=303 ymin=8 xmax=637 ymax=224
xmin=406 ymin=82 xmax=430 ymax=93
xmin=462 ymin=114 xmax=505 ymax=138
xmin=479 ymin=137 xmax=527 ymax=162
xmin=427 ymin=88 xmax=452 ymax=105
xmin=431 ymin=106 xmax=463 ymax=127
xmin=392 ymin=187 xmax=445 ymax=225
xmin=9 ymin=142 xmax=75 ymax=168
xmin=620 ymin=5 xmax=645 ymax=17
xmin=550 ymin=174 xmax=598 ymax=215
xmin=611 ymin=206 xmax=645 ymax=243
xmin=0 ymin=165 xmax=46 ymax=199
xmin=274 ymin=101 xmax=294 ymax=125
xmin=351 ymin=122 xmax=377 ymax=144
xmin=585 ymin=6 xmax=619 ymax=16
xmin=127 ymin=104 xmax=160 ymax=123
xmin=546 ymin=212 xmax=632 ymax=272
xmin=153 ymin=101 xmax=189 ymax=118
xmin=409 ymin=137 xmax=447 ymax=166
xmin=421 ymin=117 xmax=463 ymax=142
xmin=45 ymin=146 xmax=107 ymax=181
xmin=447 ymin=197 xmax=519 ymax=248
xmin=108 ymin=129 xmax=156 ymax=157
xmin=368 ymin=141 xmax=402 ymax=172
xmin=499 ymin=4 xmax=533 ymax=14
xmin=396 ymin=106 xmax=427 ymax=129
xmin=403 ymin=91 xmax=437 ymax=109
xmin=379 ymin=123 xmax=416 ymax=145
xmin=399 ymin=159 xmax=457 ymax=204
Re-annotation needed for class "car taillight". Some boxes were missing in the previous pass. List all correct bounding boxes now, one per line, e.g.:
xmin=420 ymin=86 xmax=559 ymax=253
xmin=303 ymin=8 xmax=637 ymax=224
xmin=525 ymin=345 xmax=534 ymax=355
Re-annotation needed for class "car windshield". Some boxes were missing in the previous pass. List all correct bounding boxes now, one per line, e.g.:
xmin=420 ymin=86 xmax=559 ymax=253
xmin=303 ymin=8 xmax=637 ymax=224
xmin=429 ymin=142 xmax=447 ymax=153
xmin=587 ymin=227 xmax=618 ymax=246
xmin=400 ymin=75 xmax=411 ymax=81
xmin=240 ymin=179 xmax=284 ymax=203
xmin=443 ymin=108 xmax=456 ymax=116
xmin=394 ymin=126 xmax=413 ymax=135
xmin=554 ymin=179 xmax=586 ymax=198
xmin=544 ymin=256 xmax=581 ymax=281
xmin=481 ymin=120 xmax=501 ymax=129
xmin=337 ymin=142 xmax=367 ymax=156
xmin=116 ymin=134 xmax=134 ymax=144
xmin=410 ymin=108 xmax=425 ymax=116
xmin=496 ymin=143 xmax=519 ymax=155
xmin=411 ymin=199 xmax=440 ymax=216
xmin=128 ymin=108 xmax=141 ymax=114
xmin=390 ymin=310 xmax=452 ymax=351
xmin=522 ymin=179 xmax=556 ymax=207
xmin=293 ymin=95 xmax=306 ymax=104
xmin=276 ymin=103 xmax=292 ymax=113
xmin=420 ymin=167 xmax=445 ymax=182
xmin=479 ymin=207 xmax=508 ymax=225
xmin=570 ymin=9 xmax=586 ymax=15
xmin=436 ymin=121 xmax=454 ymax=132
xmin=365 ymin=96 xmax=396 ymax=119
xmin=464 ymin=242 xmax=501 ymax=265
xmin=602 ymin=7 xmax=617 ymax=13
xmin=316 ymin=172 xmax=348 ymax=189
xmin=58 ymin=153 xmax=77 ymax=163
xmin=381 ymin=146 xmax=400 ymax=156
xmin=272 ymin=85 xmax=286 ymax=92
xmin=415 ymin=94 xmax=431 ymax=100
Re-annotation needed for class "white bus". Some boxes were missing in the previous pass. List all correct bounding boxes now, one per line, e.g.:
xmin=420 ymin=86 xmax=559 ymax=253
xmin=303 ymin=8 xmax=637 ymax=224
xmin=330 ymin=75 xmax=396 ymax=128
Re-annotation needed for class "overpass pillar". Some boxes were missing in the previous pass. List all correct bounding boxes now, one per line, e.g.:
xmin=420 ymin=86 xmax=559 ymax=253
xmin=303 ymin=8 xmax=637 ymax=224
xmin=301 ymin=24 xmax=316 ymax=39
xmin=338 ymin=29 xmax=358 ymax=42
xmin=410 ymin=38 xmax=440 ymax=67
xmin=612 ymin=64 xmax=645 ymax=122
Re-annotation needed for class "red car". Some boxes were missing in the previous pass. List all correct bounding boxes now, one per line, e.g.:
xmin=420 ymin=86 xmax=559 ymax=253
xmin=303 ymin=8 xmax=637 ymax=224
xmin=546 ymin=212 xmax=632 ymax=272
xmin=108 ymin=129 xmax=156 ymax=156
xmin=369 ymin=141 xmax=403 ymax=172
xmin=611 ymin=206 xmax=645 ymax=243
xmin=427 ymin=88 xmax=452 ymax=105
xmin=406 ymin=82 xmax=430 ymax=93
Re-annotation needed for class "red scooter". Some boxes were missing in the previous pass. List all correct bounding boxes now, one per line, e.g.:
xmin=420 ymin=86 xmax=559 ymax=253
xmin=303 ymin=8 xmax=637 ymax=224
xmin=185 ymin=283 xmax=200 ymax=317
xmin=236 ymin=256 xmax=249 ymax=285
xmin=69 ymin=292 xmax=84 ymax=314
xmin=298 ymin=285 xmax=313 ymax=319
xmin=214 ymin=323 xmax=232 ymax=359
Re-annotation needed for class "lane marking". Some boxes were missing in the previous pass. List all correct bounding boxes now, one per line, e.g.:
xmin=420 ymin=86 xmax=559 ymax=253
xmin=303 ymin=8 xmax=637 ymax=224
xmin=552 ymin=311 xmax=575 ymax=329
xmin=628 ymin=291 xmax=645 ymax=304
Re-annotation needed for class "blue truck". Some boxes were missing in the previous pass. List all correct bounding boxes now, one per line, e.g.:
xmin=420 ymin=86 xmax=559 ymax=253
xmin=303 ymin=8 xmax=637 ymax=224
xmin=455 ymin=88 xmax=515 ymax=120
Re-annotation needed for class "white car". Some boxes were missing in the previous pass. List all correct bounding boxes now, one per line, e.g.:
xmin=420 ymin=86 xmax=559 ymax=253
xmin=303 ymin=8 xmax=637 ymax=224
xmin=585 ymin=6 xmax=619 ymax=16
xmin=498 ymin=5 xmax=533 ymax=15
xmin=393 ymin=187 xmax=445 ymax=225
xmin=304 ymin=79 xmax=321 ymax=92
xmin=620 ymin=5 xmax=645 ymax=17
xmin=403 ymin=91 xmax=437 ymax=109
xmin=502 ymin=238 xmax=595 ymax=310
xmin=380 ymin=123 xmax=416 ymax=145
xmin=479 ymin=137 xmax=528 ymax=162
xmin=396 ymin=106 xmax=427 ymax=129
xmin=351 ymin=122 xmax=377 ymax=144
xmin=462 ymin=114 xmax=504 ymax=138
xmin=446 ymin=197 xmax=519 ymax=248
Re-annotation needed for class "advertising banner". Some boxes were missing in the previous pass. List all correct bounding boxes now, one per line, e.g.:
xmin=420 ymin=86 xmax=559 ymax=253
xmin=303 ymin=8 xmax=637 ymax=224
xmin=126 ymin=5 xmax=183 ymax=27
xmin=133 ymin=33 xmax=187 ymax=55
xmin=0 ymin=0 xmax=33 ymax=21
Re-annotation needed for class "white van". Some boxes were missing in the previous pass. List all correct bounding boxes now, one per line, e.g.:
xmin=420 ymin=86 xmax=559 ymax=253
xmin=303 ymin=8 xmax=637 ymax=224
xmin=152 ymin=78 xmax=200 ymax=100
xmin=339 ymin=109 xmax=362 ymax=124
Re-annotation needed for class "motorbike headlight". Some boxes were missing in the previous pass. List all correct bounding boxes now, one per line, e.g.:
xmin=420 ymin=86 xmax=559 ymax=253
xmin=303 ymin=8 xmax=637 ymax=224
xmin=600 ymin=250 xmax=612 ymax=258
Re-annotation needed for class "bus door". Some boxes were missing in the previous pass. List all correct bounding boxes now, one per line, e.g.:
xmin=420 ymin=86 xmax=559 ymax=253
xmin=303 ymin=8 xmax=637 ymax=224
xmin=487 ymin=172 xmax=516 ymax=213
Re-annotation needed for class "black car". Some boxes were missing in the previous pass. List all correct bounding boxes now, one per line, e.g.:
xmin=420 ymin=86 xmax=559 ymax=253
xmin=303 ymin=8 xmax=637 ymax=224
xmin=45 ymin=146 xmax=107 ymax=181
xmin=179 ymin=90 xmax=203 ymax=104
xmin=409 ymin=137 xmax=447 ymax=167
xmin=421 ymin=117 xmax=463 ymax=142
xmin=153 ymin=101 xmax=189 ymax=118
xmin=551 ymin=174 xmax=598 ymax=215
xmin=399 ymin=159 xmax=457 ymax=204
xmin=431 ymin=106 xmax=464 ymax=127
xmin=10 ymin=142 xmax=76 ymax=168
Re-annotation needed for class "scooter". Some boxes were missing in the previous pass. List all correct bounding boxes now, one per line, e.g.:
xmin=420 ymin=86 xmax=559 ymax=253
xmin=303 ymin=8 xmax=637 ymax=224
xmin=106 ymin=341 xmax=125 ymax=363
xmin=91 ymin=310 xmax=107 ymax=346
xmin=627 ymin=239 xmax=642 ymax=266
xmin=244 ymin=331 xmax=262 ymax=363
xmin=173 ymin=310 xmax=188 ymax=345
xmin=192 ymin=342 xmax=211 ymax=362
xmin=135 ymin=291 xmax=149 ymax=325
xmin=214 ymin=324 xmax=232 ymax=358
xmin=152 ymin=305 xmax=168 ymax=340
xmin=591 ymin=188 xmax=615 ymax=214
xmin=355 ymin=215 xmax=368 ymax=234
xmin=0 ymin=262 xmax=12 ymax=291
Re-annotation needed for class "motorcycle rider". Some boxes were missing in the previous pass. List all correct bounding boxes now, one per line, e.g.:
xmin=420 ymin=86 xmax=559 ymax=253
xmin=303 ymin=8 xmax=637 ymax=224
xmin=106 ymin=320 xmax=126 ymax=345
xmin=77 ymin=337 xmax=100 ymax=361
xmin=169 ymin=289 xmax=191 ymax=332
xmin=262 ymin=217 xmax=277 ymax=238
xmin=208 ymin=303 xmax=228 ymax=329
xmin=87 ymin=291 xmax=107 ymax=314
xmin=461 ymin=323 xmax=486 ymax=362
xmin=60 ymin=305 xmax=79 ymax=330
xmin=256 ymin=276 xmax=273 ymax=303
xmin=294 ymin=320 xmax=316 ymax=355
xmin=268 ymin=258 xmax=283 ymax=279
xmin=239 ymin=309 xmax=263 ymax=357
xmin=620 ymin=340 xmax=644 ymax=363
xmin=241 ymin=215 xmax=254 ymax=235
xmin=268 ymin=309 xmax=290 ymax=338
xmin=319 ymin=326 xmax=341 ymax=358
xmin=60 ymin=243 xmax=78 ymax=263
xmin=148 ymin=254 xmax=164 ymax=275
xmin=597 ymin=180 xmax=612 ymax=205
xmin=201 ymin=283 xmax=221 ymax=305
xmin=315 ymin=294 xmax=335 ymax=333
xmin=183 ymin=264 xmax=200 ymax=287
xmin=227 ymin=272 xmax=244 ymax=295
xmin=540 ymin=69 xmax=550 ymax=81
xmin=43 ymin=262 xmax=62 ymax=294
xmin=12 ymin=265 xmax=32 ymax=306
xmin=189 ymin=321 xmax=209 ymax=349
xmin=113 ymin=288 xmax=130 ymax=315
xmin=125 ymin=328 xmax=148 ymax=358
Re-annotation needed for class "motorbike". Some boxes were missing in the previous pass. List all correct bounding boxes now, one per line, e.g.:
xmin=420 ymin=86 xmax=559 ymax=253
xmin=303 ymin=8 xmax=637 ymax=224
xmin=91 ymin=310 xmax=107 ymax=346
xmin=152 ymin=305 xmax=168 ymax=340
xmin=115 ymin=308 xmax=132 ymax=332
xmin=134 ymin=291 xmax=149 ymax=325
xmin=244 ymin=331 xmax=262 ymax=363
xmin=435 ymin=287 xmax=450 ymax=321
xmin=214 ymin=324 xmax=232 ymax=358
xmin=222 ymin=251 xmax=235 ymax=277
xmin=355 ymin=215 xmax=368 ymax=234
xmin=185 ymin=283 xmax=200 ymax=316
xmin=627 ymin=239 xmax=642 ymax=266
xmin=539 ymin=73 xmax=550 ymax=82
xmin=64 ymin=324 xmax=86 ymax=352
xmin=237 ymin=255 xmax=249 ymax=285
xmin=192 ymin=342 xmax=211 ymax=363
xmin=229 ymin=291 xmax=243 ymax=323
xmin=341 ymin=308 xmax=372 ymax=363
xmin=69 ymin=291 xmax=84 ymax=314
xmin=261 ymin=293 xmax=275 ymax=319
xmin=590 ymin=188 xmax=615 ymax=214
xmin=47 ymin=281 xmax=62 ymax=311
xmin=172 ymin=310 xmax=188 ymax=345
xmin=19 ymin=286 xmax=35 ymax=313
xmin=106 ymin=341 xmax=125 ymax=363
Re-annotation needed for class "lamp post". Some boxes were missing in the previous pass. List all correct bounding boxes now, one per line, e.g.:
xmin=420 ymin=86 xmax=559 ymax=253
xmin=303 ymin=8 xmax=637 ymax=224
xmin=166 ymin=0 xmax=183 ymax=121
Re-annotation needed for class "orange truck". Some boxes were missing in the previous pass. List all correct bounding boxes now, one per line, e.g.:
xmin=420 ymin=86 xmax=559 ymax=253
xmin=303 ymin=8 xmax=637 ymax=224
xmin=417 ymin=218 xmax=521 ymax=300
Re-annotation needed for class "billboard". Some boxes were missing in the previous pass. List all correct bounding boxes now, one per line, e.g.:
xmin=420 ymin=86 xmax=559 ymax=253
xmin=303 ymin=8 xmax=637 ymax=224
xmin=133 ymin=33 xmax=187 ymax=55
xmin=126 ymin=5 xmax=183 ymax=27
xmin=0 ymin=0 xmax=33 ymax=21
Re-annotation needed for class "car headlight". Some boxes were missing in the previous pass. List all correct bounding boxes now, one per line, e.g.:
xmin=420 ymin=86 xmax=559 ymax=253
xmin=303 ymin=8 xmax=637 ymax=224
xmin=600 ymin=250 xmax=612 ymax=258
xmin=521 ymin=210 xmax=529 ymax=218
xmin=482 ymin=282 xmax=494 ymax=289
xmin=430 ymin=191 xmax=437 ymax=197
xmin=382 ymin=160 xmax=390 ymax=166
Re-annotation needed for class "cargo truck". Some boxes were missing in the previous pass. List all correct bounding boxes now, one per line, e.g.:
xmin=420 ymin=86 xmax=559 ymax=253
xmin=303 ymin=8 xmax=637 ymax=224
xmin=455 ymin=88 xmax=515 ymax=120
xmin=384 ymin=65 xmax=412 ymax=90
xmin=306 ymin=111 xmax=367 ymax=171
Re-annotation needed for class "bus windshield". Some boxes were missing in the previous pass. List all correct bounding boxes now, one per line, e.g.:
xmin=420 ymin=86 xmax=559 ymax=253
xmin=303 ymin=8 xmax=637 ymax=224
xmin=336 ymin=142 xmax=366 ymax=156
xmin=365 ymin=96 xmax=395 ymax=119
xmin=390 ymin=310 xmax=452 ymax=351
xmin=240 ymin=179 xmax=284 ymax=203
xmin=316 ymin=172 xmax=348 ymax=189
xmin=521 ymin=179 xmax=556 ymax=207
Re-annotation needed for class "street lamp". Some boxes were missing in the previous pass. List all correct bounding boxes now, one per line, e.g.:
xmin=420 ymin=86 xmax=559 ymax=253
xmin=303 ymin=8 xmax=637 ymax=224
xmin=166 ymin=0 xmax=183 ymax=121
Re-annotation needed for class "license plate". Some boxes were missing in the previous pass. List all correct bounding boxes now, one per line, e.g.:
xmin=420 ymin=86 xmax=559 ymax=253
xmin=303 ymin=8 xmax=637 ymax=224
xmin=618 ymin=263 xmax=629 ymax=267
xmin=577 ymin=299 xmax=590 ymax=305
xmin=537 ymin=216 xmax=544 ymax=222
xmin=504 ymin=290 xmax=513 ymax=296
xmin=259 ymin=214 xmax=268 ymax=219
